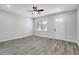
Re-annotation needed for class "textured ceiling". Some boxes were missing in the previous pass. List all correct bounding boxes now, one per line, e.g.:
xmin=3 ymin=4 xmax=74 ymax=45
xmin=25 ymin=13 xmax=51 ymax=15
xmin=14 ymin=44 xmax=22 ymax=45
xmin=0 ymin=4 xmax=78 ymax=18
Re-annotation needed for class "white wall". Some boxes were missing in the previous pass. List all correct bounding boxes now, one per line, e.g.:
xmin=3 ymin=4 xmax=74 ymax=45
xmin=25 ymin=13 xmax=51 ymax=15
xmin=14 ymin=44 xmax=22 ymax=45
xmin=34 ymin=10 xmax=77 ymax=42
xmin=77 ymin=7 xmax=79 ymax=45
xmin=0 ymin=10 xmax=33 ymax=42
xmin=0 ymin=9 xmax=77 ymax=43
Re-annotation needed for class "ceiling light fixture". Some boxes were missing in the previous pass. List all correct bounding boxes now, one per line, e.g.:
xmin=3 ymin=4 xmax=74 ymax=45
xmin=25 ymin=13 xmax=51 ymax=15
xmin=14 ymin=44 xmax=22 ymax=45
xmin=6 ymin=4 xmax=11 ymax=8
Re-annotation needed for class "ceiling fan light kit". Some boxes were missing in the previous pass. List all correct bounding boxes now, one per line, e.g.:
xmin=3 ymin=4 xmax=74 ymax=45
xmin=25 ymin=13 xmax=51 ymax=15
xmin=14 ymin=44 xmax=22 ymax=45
xmin=32 ymin=11 xmax=39 ymax=14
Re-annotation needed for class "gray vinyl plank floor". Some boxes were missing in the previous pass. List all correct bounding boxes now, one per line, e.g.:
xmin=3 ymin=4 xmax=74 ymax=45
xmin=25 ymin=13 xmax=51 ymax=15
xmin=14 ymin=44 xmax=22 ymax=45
xmin=0 ymin=35 xmax=79 ymax=55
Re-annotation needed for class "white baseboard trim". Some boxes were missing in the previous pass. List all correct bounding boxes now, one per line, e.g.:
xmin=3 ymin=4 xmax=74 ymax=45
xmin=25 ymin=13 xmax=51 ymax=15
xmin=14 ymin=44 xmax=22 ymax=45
xmin=0 ymin=34 xmax=77 ymax=46
xmin=0 ymin=34 xmax=32 ymax=42
xmin=33 ymin=34 xmax=76 ymax=43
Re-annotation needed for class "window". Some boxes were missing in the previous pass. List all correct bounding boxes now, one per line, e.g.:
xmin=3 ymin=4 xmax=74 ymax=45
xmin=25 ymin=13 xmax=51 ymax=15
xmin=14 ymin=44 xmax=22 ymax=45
xmin=42 ymin=19 xmax=48 ymax=31
xmin=36 ymin=18 xmax=48 ymax=31
xmin=56 ymin=16 xmax=64 ymax=23
xmin=36 ymin=21 xmax=42 ymax=30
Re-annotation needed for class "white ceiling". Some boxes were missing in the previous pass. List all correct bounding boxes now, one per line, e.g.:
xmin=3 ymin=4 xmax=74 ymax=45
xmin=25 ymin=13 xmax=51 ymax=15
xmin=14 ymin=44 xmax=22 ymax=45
xmin=0 ymin=4 xmax=78 ymax=18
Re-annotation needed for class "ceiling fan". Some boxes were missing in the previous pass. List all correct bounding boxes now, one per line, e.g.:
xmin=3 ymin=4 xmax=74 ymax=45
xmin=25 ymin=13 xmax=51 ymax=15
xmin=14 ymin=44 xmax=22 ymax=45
xmin=27 ymin=5 xmax=44 ymax=14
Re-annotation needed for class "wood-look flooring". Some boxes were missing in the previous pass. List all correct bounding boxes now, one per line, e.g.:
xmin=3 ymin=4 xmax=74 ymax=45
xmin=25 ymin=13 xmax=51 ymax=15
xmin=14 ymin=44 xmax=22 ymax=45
xmin=0 ymin=35 xmax=79 ymax=55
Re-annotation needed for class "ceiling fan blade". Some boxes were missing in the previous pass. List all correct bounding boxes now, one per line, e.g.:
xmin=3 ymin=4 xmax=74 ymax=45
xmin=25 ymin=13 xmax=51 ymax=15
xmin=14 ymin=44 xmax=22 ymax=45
xmin=38 ymin=9 xmax=44 ymax=11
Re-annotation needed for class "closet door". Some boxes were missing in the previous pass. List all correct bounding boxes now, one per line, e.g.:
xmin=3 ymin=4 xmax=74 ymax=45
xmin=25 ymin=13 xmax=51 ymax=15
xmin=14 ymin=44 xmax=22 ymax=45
xmin=54 ymin=16 xmax=65 ymax=39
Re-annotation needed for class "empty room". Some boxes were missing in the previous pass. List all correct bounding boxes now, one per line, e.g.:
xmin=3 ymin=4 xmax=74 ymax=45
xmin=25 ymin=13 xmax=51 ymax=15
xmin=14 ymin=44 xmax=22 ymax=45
xmin=0 ymin=4 xmax=79 ymax=55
